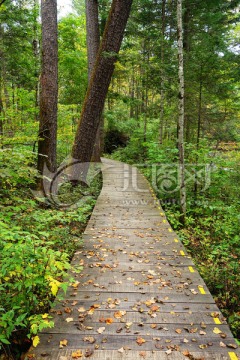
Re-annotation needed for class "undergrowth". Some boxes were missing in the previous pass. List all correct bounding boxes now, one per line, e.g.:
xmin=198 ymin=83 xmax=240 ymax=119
xmin=0 ymin=148 xmax=102 ymax=359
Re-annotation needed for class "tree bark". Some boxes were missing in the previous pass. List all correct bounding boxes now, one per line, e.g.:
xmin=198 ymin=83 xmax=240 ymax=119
xmin=72 ymin=0 xmax=133 ymax=171
xmin=37 ymin=0 xmax=58 ymax=175
xmin=177 ymin=0 xmax=186 ymax=223
xmin=85 ymin=0 xmax=102 ymax=162
xmin=86 ymin=0 xmax=100 ymax=83
xmin=159 ymin=0 xmax=166 ymax=145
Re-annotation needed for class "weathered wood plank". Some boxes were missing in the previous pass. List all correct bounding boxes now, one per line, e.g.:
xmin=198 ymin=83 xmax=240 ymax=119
xmin=24 ymin=349 xmax=238 ymax=360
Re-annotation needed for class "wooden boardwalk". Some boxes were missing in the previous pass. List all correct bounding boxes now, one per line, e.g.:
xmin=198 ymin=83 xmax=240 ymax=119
xmin=27 ymin=159 xmax=239 ymax=360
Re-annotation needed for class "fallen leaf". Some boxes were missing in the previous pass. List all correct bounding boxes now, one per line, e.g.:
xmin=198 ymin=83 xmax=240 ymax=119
xmin=118 ymin=347 xmax=124 ymax=353
xmin=125 ymin=322 xmax=133 ymax=329
xmin=227 ymin=343 xmax=238 ymax=349
xmin=166 ymin=349 xmax=172 ymax=355
xmin=136 ymin=337 xmax=146 ymax=346
xmin=151 ymin=305 xmax=159 ymax=312
xmin=66 ymin=317 xmax=74 ymax=323
xmin=139 ymin=351 xmax=147 ymax=358
xmin=59 ymin=339 xmax=68 ymax=348
xmin=85 ymin=349 xmax=94 ymax=357
xmin=83 ymin=337 xmax=96 ymax=344
xmin=105 ymin=318 xmax=114 ymax=325
xmin=97 ymin=327 xmax=105 ymax=334
xmin=72 ymin=350 xmax=83 ymax=358
xmin=220 ymin=342 xmax=226 ymax=347
xmin=114 ymin=311 xmax=126 ymax=319
xmin=213 ymin=327 xmax=222 ymax=334
xmin=175 ymin=329 xmax=182 ymax=334
xmin=78 ymin=307 xmax=86 ymax=313
xmin=64 ymin=307 xmax=72 ymax=314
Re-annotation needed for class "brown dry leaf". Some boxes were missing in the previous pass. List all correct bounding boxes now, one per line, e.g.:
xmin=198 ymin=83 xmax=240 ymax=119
xmin=151 ymin=305 xmax=159 ymax=312
xmin=182 ymin=350 xmax=190 ymax=356
xmin=199 ymin=330 xmax=206 ymax=335
xmin=139 ymin=351 xmax=147 ymax=358
xmin=151 ymin=324 xmax=157 ymax=329
xmin=83 ymin=336 xmax=96 ymax=344
xmin=114 ymin=311 xmax=126 ymax=319
xmin=227 ymin=343 xmax=238 ymax=349
xmin=175 ymin=329 xmax=182 ymax=334
xmin=136 ymin=337 xmax=146 ymax=346
xmin=64 ymin=307 xmax=72 ymax=314
xmin=97 ymin=327 xmax=106 ymax=334
xmin=105 ymin=318 xmax=114 ymax=325
xmin=220 ymin=342 xmax=226 ymax=347
xmin=85 ymin=349 xmax=94 ymax=358
xmin=72 ymin=350 xmax=83 ymax=358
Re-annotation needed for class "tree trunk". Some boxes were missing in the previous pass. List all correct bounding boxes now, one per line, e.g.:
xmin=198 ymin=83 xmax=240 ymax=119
xmin=177 ymin=0 xmax=186 ymax=224
xmin=72 ymin=0 xmax=133 ymax=173
xmin=159 ymin=0 xmax=166 ymax=145
xmin=85 ymin=0 xmax=102 ymax=162
xmin=194 ymin=69 xmax=203 ymax=198
xmin=37 ymin=0 xmax=58 ymax=175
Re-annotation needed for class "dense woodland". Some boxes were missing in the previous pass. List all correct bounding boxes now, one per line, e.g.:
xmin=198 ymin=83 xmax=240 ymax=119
xmin=0 ymin=0 xmax=239 ymax=358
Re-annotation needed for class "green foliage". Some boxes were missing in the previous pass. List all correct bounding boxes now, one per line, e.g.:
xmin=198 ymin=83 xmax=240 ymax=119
xmin=0 ymin=149 xmax=101 ymax=353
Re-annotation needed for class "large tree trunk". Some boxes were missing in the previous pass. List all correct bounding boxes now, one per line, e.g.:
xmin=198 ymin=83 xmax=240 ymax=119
xmin=72 ymin=0 xmax=133 ymax=172
xmin=37 ymin=0 xmax=58 ymax=175
xmin=177 ymin=0 xmax=186 ymax=224
xmin=85 ymin=0 xmax=102 ymax=162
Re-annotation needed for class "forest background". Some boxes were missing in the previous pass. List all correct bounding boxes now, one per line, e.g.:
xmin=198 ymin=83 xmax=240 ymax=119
xmin=0 ymin=0 xmax=239 ymax=357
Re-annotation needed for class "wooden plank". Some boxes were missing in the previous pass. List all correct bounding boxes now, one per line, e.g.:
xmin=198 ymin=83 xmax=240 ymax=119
xmin=28 ymin=333 xmax=240 ymax=354
xmin=25 ymin=349 xmax=238 ymax=360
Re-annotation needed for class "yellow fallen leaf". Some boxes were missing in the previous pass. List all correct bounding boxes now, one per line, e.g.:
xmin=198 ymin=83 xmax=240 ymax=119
xmin=32 ymin=336 xmax=40 ymax=348
xmin=66 ymin=317 xmax=74 ymax=322
xmin=72 ymin=350 xmax=83 ymax=358
xmin=213 ymin=327 xmax=222 ymax=334
xmin=59 ymin=339 xmax=68 ymax=348
xmin=114 ymin=311 xmax=126 ymax=319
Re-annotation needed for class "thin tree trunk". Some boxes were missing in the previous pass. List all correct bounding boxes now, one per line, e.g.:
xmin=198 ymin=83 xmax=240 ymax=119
xmin=37 ymin=0 xmax=58 ymax=175
xmin=194 ymin=70 xmax=203 ymax=198
xmin=177 ymin=0 xmax=186 ymax=224
xmin=159 ymin=0 xmax=166 ymax=145
xmin=71 ymin=0 xmax=133 ymax=176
